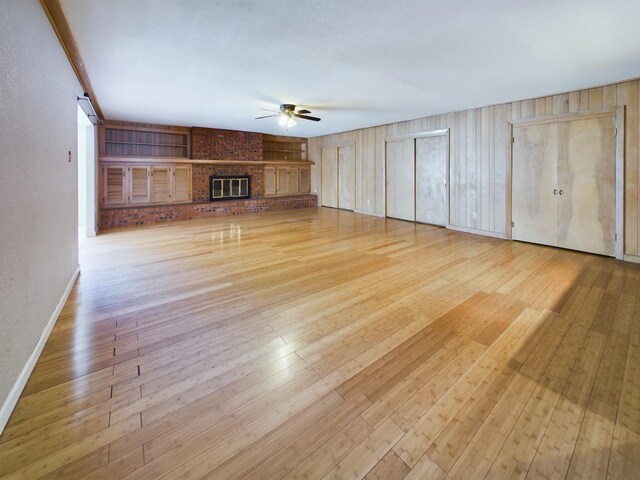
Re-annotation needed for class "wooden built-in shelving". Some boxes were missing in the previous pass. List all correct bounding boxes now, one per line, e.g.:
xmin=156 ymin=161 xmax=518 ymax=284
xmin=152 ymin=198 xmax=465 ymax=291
xmin=99 ymin=123 xmax=314 ymax=211
xmin=100 ymin=122 xmax=191 ymax=159
xmin=262 ymin=134 xmax=307 ymax=162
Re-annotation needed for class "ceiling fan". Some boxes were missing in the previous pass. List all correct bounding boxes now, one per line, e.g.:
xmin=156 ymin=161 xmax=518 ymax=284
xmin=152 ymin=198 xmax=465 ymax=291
xmin=255 ymin=104 xmax=321 ymax=128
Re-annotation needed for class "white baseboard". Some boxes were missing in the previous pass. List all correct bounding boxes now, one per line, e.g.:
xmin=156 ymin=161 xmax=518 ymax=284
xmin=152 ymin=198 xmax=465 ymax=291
xmin=0 ymin=265 xmax=80 ymax=434
xmin=623 ymin=254 xmax=640 ymax=264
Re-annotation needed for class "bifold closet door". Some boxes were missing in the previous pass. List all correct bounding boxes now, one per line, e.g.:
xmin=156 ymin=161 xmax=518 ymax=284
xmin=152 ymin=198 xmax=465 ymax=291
xmin=386 ymin=138 xmax=415 ymax=221
xmin=321 ymin=147 xmax=338 ymax=208
xmin=338 ymin=144 xmax=355 ymax=211
xmin=557 ymin=117 xmax=615 ymax=256
xmin=415 ymin=135 xmax=447 ymax=226
xmin=512 ymin=123 xmax=559 ymax=248
xmin=512 ymin=117 xmax=616 ymax=257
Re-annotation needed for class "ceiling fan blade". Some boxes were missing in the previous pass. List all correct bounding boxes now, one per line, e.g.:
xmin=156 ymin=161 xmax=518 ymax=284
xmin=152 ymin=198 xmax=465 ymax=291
xmin=255 ymin=115 xmax=279 ymax=119
xmin=296 ymin=109 xmax=311 ymax=114
xmin=296 ymin=114 xmax=321 ymax=122
xmin=261 ymin=109 xmax=279 ymax=113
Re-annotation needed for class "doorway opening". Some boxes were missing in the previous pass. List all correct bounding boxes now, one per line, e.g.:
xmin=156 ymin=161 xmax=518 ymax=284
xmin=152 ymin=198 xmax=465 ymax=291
xmin=77 ymin=105 xmax=96 ymax=248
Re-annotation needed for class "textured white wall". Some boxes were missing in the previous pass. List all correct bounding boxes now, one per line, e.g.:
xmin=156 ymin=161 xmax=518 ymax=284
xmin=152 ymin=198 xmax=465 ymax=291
xmin=0 ymin=0 xmax=82 ymax=410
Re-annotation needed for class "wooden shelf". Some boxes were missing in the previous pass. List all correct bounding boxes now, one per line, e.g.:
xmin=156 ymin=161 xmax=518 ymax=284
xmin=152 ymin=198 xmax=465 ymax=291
xmin=100 ymin=157 xmax=314 ymax=166
xmin=263 ymin=149 xmax=305 ymax=153
xmin=106 ymin=141 xmax=188 ymax=148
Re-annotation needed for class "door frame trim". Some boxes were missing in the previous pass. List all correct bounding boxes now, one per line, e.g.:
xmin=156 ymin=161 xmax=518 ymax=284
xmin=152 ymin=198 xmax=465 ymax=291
xmin=508 ymin=107 xmax=625 ymax=259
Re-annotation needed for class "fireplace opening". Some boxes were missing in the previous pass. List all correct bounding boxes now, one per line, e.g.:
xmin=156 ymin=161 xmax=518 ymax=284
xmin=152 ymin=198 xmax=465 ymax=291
xmin=209 ymin=175 xmax=251 ymax=201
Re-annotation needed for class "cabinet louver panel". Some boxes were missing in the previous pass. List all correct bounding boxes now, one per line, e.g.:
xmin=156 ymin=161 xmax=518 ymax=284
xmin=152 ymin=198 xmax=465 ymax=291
xmin=277 ymin=167 xmax=289 ymax=194
xmin=104 ymin=166 xmax=126 ymax=205
xmin=299 ymin=167 xmax=310 ymax=193
xmin=130 ymin=166 xmax=150 ymax=204
xmin=173 ymin=165 xmax=192 ymax=202
xmin=265 ymin=167 xmax=276 ymax=196
xmin=151 ymin=166 xmax=171 ymax=203
xmin=289 ymin=167 xmax=299 ymax=194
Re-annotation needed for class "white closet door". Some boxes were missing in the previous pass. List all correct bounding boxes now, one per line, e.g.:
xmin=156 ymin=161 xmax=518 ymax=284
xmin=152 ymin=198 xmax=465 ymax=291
xmin=338 ymin=144 xmax=355 ymax=211
xmin=557 ymin=117 xmax=616 ymax=256
xmin=415 ymin=135 xmax=447 ymax=226
xmin=512 ymin=123 xmax=559 ymax=247
xmin=386 ymin=138 xmax=415 ymax=221
xmin=321 ymin=147 xmax=338 ymax=208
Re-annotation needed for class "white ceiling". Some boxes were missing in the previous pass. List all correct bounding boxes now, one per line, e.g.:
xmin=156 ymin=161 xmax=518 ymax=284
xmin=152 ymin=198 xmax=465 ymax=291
xmin=61 ymin=0 xmax=640 ymax=138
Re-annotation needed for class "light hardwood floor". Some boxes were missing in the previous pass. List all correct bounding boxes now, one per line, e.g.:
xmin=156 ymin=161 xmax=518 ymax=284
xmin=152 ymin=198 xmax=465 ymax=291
xmin=1 ymin=207 xmax=639 ymax=479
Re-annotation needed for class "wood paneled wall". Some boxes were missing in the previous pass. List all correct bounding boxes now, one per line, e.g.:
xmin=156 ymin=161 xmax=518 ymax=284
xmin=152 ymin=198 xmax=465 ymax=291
xmin=308 ymin=79 xmax=640 ymax=257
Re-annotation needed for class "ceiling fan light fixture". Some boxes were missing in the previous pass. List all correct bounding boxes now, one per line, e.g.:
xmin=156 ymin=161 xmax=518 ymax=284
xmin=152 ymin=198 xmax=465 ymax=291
xmin=258 ymin=104 xmax=319 ymax=127
xmin=278 ymin=112 xmax=297 ymax=128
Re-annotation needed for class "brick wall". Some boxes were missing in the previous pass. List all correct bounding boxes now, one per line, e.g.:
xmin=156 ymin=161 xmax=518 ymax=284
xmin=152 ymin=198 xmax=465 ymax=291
xmin=101 ymin=195 xmax=318 ymax=228
xmin=191 ymin=127 xmax=263 ymax=161
xmin=192 ymin=164 xmax=265 ymax=202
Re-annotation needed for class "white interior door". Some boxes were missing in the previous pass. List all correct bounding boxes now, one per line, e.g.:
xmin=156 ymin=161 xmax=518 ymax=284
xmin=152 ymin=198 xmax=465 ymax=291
xmin=415 ymin=134 xmax=448 ymax=226
xmin=386 ymin=138 xmax=415 ymax=221
xmin=512 ymin=123 xmax=559 ymax=248
xmin=321 ymin=147 xmax=338 ymax=208
xmin=557 ymin=117 xmax=616 ymax=256
xmin=338 ymin=144 xmax=355 ymax=211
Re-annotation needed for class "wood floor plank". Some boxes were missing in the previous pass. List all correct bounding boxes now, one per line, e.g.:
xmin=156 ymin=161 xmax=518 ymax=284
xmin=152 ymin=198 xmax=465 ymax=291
xmin=0 ymin=209 xmax=637 ymax=480
xmin=322 ymin=418 xmax=404 ymax=480
xmin=363 ymin=450 xmax=409 ymax=480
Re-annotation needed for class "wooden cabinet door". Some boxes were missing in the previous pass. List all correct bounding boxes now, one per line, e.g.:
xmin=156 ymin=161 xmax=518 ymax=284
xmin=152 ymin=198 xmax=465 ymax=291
xmin=416 ymin=135 xmax=447 ymax=226
xmin=129 ymin=166 xmax=150 ymax=204
xmin=150 ymin=166 xmax=171 ymax=203
xmin=321 ymin=148 xmax=338 ymax=208
xmin=289 ymin=167 xmax=299 ymax=194
xmin=103 ymin=165 xmax=127 ymax=206
xmin=338 ymin=144 xmax=355 ymax=211
xmin=557 ymin=117 xmax=615 ymax=256
xmin=277 ymin=166 xmax=290 ymax=195
xmin=299 ymin=167 xmax=311 ymax=194
xmin=172 ymin=165 xmax=192 ymax=203
xmin=511 ymin=123 xmax=559 ymax=248
xmin=265 ymin=166 xmax=277 ymax=196
xmin=386 ymin=138 xmax=415 ymax=221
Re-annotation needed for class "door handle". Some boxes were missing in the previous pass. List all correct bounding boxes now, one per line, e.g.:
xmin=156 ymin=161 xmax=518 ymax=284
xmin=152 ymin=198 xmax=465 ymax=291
xmin=559 ymin=190 xmax=564 ymax=195
xmin=553 ymin=189 xmax=557 ymax=195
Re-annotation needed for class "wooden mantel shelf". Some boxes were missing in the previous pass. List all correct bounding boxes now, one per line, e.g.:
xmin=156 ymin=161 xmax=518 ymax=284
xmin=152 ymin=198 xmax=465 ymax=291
xmin=99 ymin=157 xmax=315 ymax=166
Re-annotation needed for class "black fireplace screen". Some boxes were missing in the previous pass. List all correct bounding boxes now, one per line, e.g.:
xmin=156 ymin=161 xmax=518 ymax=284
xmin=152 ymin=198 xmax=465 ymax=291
xmin=209 ymin=175 xmax=250 ymax=201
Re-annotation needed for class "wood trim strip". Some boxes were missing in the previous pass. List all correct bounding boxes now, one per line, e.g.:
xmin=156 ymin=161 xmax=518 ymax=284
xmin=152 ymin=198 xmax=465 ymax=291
xmin=509 ymin=109 xmax=618 ymax=126
xmin=384 ymin=129 xmax=449 ymax=142
xmin=100 ymin=158 xmax=315 ymax=166
xmin=103 ymin=121 xmax=191 ymax=134
xmin=615 ymin=106 xmax=626 ymax=259
xmin=40 ymin=0 xmax=104 ymax=119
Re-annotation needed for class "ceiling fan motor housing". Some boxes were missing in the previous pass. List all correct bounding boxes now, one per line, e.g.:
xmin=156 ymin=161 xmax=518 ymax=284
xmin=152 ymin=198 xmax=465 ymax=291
xmin=280 ymin=104 xmax=296 ymax=113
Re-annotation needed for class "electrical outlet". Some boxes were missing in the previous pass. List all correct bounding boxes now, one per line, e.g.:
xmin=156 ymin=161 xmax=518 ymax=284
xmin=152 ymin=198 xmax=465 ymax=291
xmin=471 ymin=211 xmax=477 ymax=220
